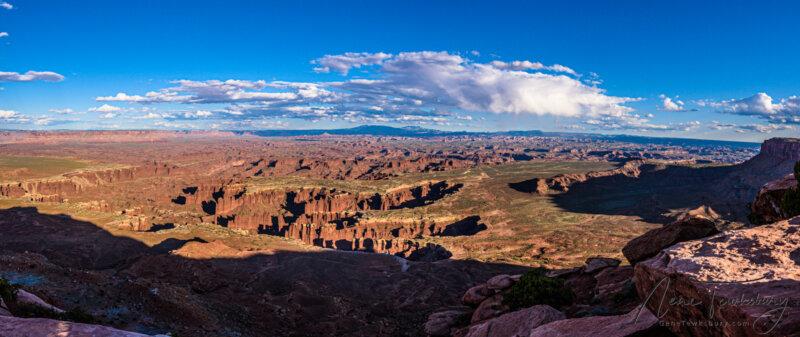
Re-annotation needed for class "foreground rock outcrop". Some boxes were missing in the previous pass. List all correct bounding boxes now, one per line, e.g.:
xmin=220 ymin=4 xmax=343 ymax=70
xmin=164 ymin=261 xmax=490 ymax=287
xmin=528 ymin=307 xmax=663 ymax=337
xmin=425 ymin=256 xmax=656 ymax=337
xmin=0 ymin=282 xmax=157 ymax=336
xmin=750 ymin=173 xmax=798 ymax=225
xmin=634 ymin=216 xmax=800 ymax=336
xmin=0 ymin=316 xmax=154 ymax=337
xmin=622 ymin=206 xmax=723 ymax=265
xmin=463 ymin=305 xmax=565 ymax=337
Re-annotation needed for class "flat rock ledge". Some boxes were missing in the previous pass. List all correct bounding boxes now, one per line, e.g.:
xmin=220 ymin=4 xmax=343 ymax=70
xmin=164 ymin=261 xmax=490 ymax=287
xmin=527 ymin=307 xmax=662 ymax=337
xmin=634 ymin=216 xmax=800 ymax=336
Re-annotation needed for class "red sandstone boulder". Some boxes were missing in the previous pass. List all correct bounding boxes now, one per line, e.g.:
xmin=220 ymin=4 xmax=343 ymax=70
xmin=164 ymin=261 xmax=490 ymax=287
xmin=584 ymin=257 xmax=621 ymax=273
xmin=750 ymin=173 xmax=796 ymax=224
xmin=592 ymin=266 xmax=639 ymax=314
xmin=0 ymin=316 xmax=152 ymax=336
xmin=462 ymin=284 xmax=494 ymax=306
xmin=562 ymin=271 xmax=597 ymax=304
xmin=424 ymin=307 xmax=473 ymax=336
xmin=528 ymin=307 xmax=663 ymax=337
xmin=486 ymin=274 xmax=516 ymax=291
xmin=622 ymin=206 xmax=721 ymax=264
xmin=634 ymin=216 xmax=800 ymax=336
xmin=471 ymin=294 xmax=509 ymax=324
xmin=463 ymin=305 xmax=565 ymax=337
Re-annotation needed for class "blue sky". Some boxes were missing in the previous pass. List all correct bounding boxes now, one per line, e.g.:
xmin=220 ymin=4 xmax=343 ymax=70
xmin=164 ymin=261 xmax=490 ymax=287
xmin=1 ymin=0 xmax=799 ymax=141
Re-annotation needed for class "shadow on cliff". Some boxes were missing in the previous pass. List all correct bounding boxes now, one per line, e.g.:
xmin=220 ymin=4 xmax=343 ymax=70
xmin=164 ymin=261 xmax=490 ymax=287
xmin=0 ymin=206 xmax=528 ymax=337
xmin=542 ymin=157 xmax=796 ymax=223
xmin=548 ymin=164 xmax=737 ymax=223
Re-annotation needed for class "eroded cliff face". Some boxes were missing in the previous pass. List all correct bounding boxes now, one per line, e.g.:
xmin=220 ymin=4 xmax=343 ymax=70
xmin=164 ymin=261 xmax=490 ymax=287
xmin=171 ymin=180 xmax=461 ymax=219
xmin=712 ymin=137 xmax=800 ymax=202
xmin=236 ymin=156 xmax=486 ymax=180
xmin=508 ymin=160 xmax=645 ymax=195
xmin=0 ymin=157 xmax=476 ymax=261
xmin=0 ymin=163 xmax=179 ymax=202
xmin=758 ymin=137 xmax=800 ymax=162
xmin=542 ymin=160 xmax=643 ymax=194
xmin=158 ymin=180 xmax=472 ymax=260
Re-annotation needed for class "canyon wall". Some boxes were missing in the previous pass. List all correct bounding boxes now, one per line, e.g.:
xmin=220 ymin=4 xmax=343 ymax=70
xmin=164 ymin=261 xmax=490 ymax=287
xmin=164 ymin=180 xmax=471 ymax=260
xmin=0 ymin=163 xmax=179 ymax=201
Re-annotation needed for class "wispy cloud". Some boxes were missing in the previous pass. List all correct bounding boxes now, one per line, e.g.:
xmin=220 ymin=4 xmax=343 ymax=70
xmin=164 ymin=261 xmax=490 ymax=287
xmin=312 ymin=52 xmax=393 ymax=75
xmin=0 ymin=71 xmax=65 ymax=82
xmin=0 ymin=32 xmax=8 ymax=38
xmin=49 ymin=108 xmax=79 ymax=114
xmin=710 ymin=120 xmax=794 ymax=133
xmin=488 ymin=60 xmax=577 ymax=76
xmin=0 ymin=2 xmax=12 ymax=10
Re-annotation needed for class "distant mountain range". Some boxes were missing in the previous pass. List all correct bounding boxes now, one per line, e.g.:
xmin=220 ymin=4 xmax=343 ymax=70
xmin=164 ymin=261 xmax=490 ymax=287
xmin=238 ymin=125 xmax=544 ymax=138
xmin=237 ymin=125 xmax=760 ymax=149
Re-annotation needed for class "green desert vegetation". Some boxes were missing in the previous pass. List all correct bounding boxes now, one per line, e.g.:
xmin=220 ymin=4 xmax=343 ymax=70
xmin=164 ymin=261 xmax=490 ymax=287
xmin=0 ymin=156 xmax=92 ymax=182
xmin=780 ymin=161 xmax=800 ymax=218
xmin=502 ymin=268 xmax=573 ymax=310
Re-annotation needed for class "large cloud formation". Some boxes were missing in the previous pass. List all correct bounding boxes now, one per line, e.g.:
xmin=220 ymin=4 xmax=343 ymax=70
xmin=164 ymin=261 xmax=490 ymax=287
xmin=703 ymin=92 xmax=800 ymax=124
xmin=98 ymin=51 xmax=672 ymax=129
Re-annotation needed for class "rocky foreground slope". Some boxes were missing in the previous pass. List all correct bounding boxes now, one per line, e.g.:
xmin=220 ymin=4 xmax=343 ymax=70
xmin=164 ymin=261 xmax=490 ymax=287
xmin=635 ymin=217 xmax=800 ymax=336
xmin=1 ymin=285 xmax=157 ymax=336
xmin=427 ymin=216 xmax=800 ymax=336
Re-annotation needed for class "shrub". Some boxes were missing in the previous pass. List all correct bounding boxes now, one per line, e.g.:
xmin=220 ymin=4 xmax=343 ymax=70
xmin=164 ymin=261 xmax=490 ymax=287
xmin=10 ymin=302 xmax=62 ymax=319
xmin=781 ymin=161 xmax=800 ymax=218
xmin=502 ymin=268 xmax=573 ymax=310
xmin=11 ymin=302 xmax=95 ymax=324
xmin=62 ymin=307 xmax=96 ymax=324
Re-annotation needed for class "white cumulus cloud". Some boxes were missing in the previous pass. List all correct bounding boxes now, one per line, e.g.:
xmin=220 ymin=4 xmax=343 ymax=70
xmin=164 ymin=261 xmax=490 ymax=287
xmin=704 ymin=92 xmax=800 ymax=124
xmin=659 ymin=94 xmax=685 ymax=111
xmin=89 ymin=104 xmax=123 ymax=113
xmin=96 ymin=51 xmax=648 ymax=128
